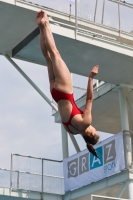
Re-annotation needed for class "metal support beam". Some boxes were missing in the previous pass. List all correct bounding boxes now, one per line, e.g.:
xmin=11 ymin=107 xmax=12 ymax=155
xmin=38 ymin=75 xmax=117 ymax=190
xmin=108 ymin=0 xmax=133 ymax=9
xmin=116 ymin=182 xmax=126 ymax=198
xmin=61 ymin=124 xmax=69 ymax=159
xmin=75 ymin=0 xmax=78 ymax=39
xmin=123 ymin=130 xmax=133 ymax=170
xmin=126 ymin=91 xmax=133 ymax=113
xmin=94 ymin=0 xmax=98 ymax=22
xmin=4 ymin=55 xmax=58 ymax=112
xmin=125 ymin=91 xmax=133 ymax=168
xmin=101 ymin=0 xmax=105 ymax=24
xmin=41 ymin=159 xmax=43 ymax=200
xmin=118 ymin=0 xmax=121 ymax=35
xmin=10 ymin=153 xmax=13 ymax=189
xmin=68 ymin=133 xmax=81 ymax=152
xmin=131 ymin=133 xmax=133 ymax=168
xmin=126 ymin=180 xmax=133 ymax=200
xmin=118 ymin=87 xmax=132 ymax=168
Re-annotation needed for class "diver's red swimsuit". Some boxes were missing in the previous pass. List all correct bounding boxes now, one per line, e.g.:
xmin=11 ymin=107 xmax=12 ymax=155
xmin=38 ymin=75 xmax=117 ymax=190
xmin=51 ymin=88 xmax=83 ymax=135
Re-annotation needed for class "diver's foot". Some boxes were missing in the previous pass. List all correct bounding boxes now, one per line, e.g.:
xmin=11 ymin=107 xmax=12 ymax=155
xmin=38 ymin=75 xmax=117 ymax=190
xmin=89 ymin=65 xmax=99 ymax=78
xmin=36 ymin=10 xmax=49 ymax=28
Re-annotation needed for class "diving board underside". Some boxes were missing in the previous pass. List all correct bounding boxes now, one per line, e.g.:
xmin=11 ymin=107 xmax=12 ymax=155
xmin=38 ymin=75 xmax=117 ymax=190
xmin=13 ymin=30 xmax=133 ymax=86
xmin=0 ymin=1 xmax=133 ymax=86
xmin=92 ymin=89 xmax=133 ymax=134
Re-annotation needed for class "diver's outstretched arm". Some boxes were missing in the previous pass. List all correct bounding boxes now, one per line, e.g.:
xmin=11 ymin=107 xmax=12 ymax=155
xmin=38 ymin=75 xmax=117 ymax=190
xmin=82 ymin=65 xmax=99 ymax=126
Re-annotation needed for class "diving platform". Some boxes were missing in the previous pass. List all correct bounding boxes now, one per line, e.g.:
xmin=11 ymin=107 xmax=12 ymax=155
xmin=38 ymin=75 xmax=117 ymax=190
xmin=0 ymin=188 xmax=62 ymax=200
xmin=0 ymin=0 xmax=133 ymax=86
xmin=0 ymin=169 xmax=130 ymax=200
xmin=0 ymin=152 xmax=130 ymax=200
xmin=1 ymin=0 xmax=133 ymax=200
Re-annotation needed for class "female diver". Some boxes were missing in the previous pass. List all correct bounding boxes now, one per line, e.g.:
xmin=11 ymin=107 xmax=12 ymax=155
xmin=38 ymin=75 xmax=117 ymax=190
xmin=37 ymin=10 xmax=100 ymax=158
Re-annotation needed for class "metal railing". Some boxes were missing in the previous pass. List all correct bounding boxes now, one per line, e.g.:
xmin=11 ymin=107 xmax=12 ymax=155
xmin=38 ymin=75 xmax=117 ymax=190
xmin=0 ymin=168 xmax=10 ymax=188
xmin=9 ymin=154 xmax=64 ymax=196
xmin=21 ymin=0 xmax=133 ymax=34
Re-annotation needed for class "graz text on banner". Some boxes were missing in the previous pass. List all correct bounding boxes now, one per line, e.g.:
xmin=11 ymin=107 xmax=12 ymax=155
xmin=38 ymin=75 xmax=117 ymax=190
xmin=63 ymin=132 xmax=125 ymax=191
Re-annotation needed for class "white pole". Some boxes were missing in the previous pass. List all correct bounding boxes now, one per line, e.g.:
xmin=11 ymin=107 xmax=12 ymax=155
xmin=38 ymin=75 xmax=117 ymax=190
xmin=4 ymin=55 xmax=58 ymax=112
xmin=116 ymin=182 xmax=126 ymax=198
xmin=118 ymin=87 xmax=132 ymax=168
xmin=126 ymin=91 xmax=133 ymax=113
xmin=118 ymin=0 xmax=121 ymax=35
xmin=118 ymin=87 xmax=132 ymax=198
xmin=126 ymin=180 xmax=133 ymax=200
xmin=96 ymin=80 xmax=99 ymax=92
xmin=41 ymin=159 xmax=43 ymax=200
xmin=94 ymin=0 xmax=98 ymax=22
xmin=91 ymin=194 xmax=128 ymax=200
xmin=101 ymin=0 xmax=105 ymax=24
xmin=10 ymin=153 xmax=13 ymax=189
xmin=124 ymin=91 xmax=133 ymax=164
xmin=131 ymin=133 xmax=133 ymax=168
xmin=17 ymin=171 xmax=19 ymax=189
xmin=61 ymin=124 xmax=69 ymax=158
xmin=75 ymin=0 xmax=78 ymax=39
xmin=68 ymin=133 xmax=80 ymax=152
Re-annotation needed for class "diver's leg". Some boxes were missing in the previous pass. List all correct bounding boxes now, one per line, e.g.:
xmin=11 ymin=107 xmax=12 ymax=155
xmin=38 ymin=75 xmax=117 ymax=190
xmin=37 ymin=10 xmax=72 ymax=93
xmin=39 ymin=27 xmax=55 ymax=91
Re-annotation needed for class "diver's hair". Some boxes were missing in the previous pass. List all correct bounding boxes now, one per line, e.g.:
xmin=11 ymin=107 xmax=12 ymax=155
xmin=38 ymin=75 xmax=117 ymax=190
xmin=86 ymin=142 xmax=99 ymax=158
xmin=83 ymin=133 xmax=99 ymax=145
xmin=83 ymin=133 xmax=99 ymax=158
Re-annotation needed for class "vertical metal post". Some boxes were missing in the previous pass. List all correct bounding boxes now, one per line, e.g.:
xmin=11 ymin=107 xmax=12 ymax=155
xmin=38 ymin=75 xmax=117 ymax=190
xmin=131 ymin=134 xmax=133 ymax=168
xmin=118 ymin=87 xmax=132 ymax=168
xmin=96 ymin=80 xmax=99 ymax=92
xmin=61 ymin=124 xmax=69 ymax=158
xmin=126 ymin=180 xmax=133 ymax=200
xmin=96 ymin=80 xmax=99 ymax=87
xmin=17 ymin=171 xmax=19 ymax=189
xmin=116 ymin=182 xmax=126 ymax=198
xmin=126 ymin=92 xmax=133 ymax=165
xmin=75 ymin=0 xmax=78 ymax=39
xmin=41 ymin=159 xmax=43 ymax=200
xmin=118 ymin=0 xmax=121 ymax=35
xmin=10 ymin=153 xmax=13 ymax=189
xmin=68 ymin=133 xmax=80 ymax=152
xmin=94 ymin=0 xmax=98 ymax=22
xmin=69 ymin=4 xmax=72 ymax=20
xmin=101 ymin=0 xmax=105 ymax=24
